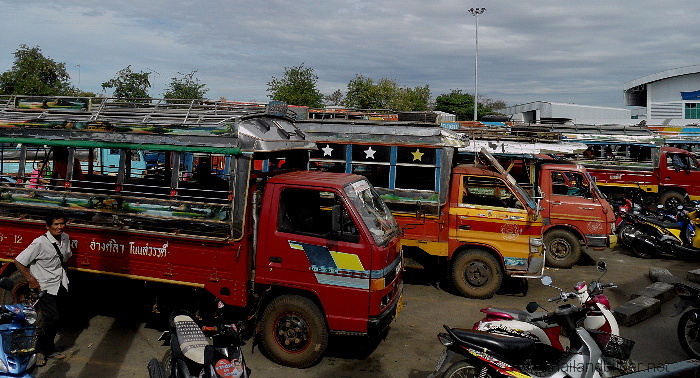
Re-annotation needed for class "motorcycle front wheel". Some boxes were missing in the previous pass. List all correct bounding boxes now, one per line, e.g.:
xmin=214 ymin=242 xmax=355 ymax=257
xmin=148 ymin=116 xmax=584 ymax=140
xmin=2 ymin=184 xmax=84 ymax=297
xmin=678 ymin=310 xmax=700 ymax=358
xmin=443 ymin=361 xmax=482 ymax=378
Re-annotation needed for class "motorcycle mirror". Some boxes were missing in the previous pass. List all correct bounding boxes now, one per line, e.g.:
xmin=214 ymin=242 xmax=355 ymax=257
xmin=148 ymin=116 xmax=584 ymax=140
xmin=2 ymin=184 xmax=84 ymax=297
xmin=597 ymin=261 xmax=607 ymax=273
xmin=526 ymin=301 xmax=540 ymax=313
xmin=0 ymin=277 xmax=14 ymax=291
xmin=541 ymin=276 xmax=553 ymax=286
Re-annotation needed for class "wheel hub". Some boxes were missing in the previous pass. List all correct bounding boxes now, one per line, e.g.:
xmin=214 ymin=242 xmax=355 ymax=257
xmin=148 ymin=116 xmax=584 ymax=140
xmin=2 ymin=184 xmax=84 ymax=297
xmin=466 ymin=262 xmax=490 ymax=286
xmin=275 ymin=314 xmax=309 ymax=352
xmin=550 ymin=239 xmax=571 ymax=258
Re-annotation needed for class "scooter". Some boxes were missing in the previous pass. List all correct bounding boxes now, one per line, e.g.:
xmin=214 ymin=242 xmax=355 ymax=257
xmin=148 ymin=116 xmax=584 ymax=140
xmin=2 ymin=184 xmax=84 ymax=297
xmin=147 ymin=309 xmax=250 ymax=378
xmin=0 ymin=277 xmax=45 ymax=378
xmin=429 ymin=276 xmax=635 ymax=378
xmin=673 ymin=281 xmax=700 ymax=359
xmin=473 ymin=261 xmax=618 ymax=350
xmin=619 ymin=201 xmax=700 ymax=259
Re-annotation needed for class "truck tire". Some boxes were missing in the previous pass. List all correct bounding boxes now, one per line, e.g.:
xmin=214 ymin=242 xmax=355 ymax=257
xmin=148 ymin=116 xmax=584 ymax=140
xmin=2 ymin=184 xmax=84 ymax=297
xmin=259 ymin=295 xmax=328 ymax=368
xmin=544 ymin=230 xmax=581 ymax=269
xmin=0 ymin=271 xmax=32 ymax=305
xmin=659 ymin=191 xmax=684 ymax=211
xmin=451 ymin=249 xmax=503 ymax=299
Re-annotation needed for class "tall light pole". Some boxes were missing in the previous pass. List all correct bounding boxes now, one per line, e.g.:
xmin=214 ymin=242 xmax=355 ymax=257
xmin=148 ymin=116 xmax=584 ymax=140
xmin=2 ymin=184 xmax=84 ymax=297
xmin=468 ymin=7 xmax=485 ymax=122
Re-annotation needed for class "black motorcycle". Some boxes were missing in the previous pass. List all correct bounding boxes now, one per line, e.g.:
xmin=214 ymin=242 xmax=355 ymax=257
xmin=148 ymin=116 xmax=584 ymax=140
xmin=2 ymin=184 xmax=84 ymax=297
xmin=674 ymin=282 xmax=700 ymax=359
xmin=147 ymin=309 xmax=250 ymax=378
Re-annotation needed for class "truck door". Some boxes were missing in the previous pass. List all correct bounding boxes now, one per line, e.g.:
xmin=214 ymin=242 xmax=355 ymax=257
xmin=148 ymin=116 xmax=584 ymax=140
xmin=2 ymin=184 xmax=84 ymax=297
xmin=453 ymin=175 xmax=534 ymax=269
xmin=260 ymin=186 xmax=371 ymax=323
xmin=664 ymin=152 xmax=700 ymax=202
xmin=548 ymin=170 xmax=605 ymax=235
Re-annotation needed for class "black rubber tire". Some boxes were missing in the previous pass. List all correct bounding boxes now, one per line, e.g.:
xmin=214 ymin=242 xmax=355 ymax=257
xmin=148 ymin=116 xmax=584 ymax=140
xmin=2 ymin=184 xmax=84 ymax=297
xmin=630 ymin=230 xmax=654 ymax=259
xmin=659 ymin=191 xmax=684 ymax=211
xmin=451 ymin=249 xmax=503 ymax=299
xmin=443 ymin=361 xmax=479 ymax=378
xmin=678 ymin=310 xmax=700 ymax=359
xmin=544 ymin=229 xmax=581 ymax=269
xmin=1 ymin=271 xmax=32 ymax=305
xmin=161 ymin=349 xmax=173 ymax=377
xmin=259 ymin=295 xmax=328 ymax=368
xmin=617 ymin=222 xmax=636 ymax=248
xmin=147 ymin=357 xmax=166 ymax=378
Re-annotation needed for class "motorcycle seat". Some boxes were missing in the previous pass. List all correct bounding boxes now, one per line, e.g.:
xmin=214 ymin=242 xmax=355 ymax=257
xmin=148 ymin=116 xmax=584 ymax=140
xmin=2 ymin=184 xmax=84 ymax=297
xmin=173 ymin=315 xmax=210 ymax=365
xmin=482 ymin=307 xmax=552 ymax=328
xmin=449 ymin=328 xmax=535 ymax=362
xmin=640 ymin=215 xmax=682 ymax=229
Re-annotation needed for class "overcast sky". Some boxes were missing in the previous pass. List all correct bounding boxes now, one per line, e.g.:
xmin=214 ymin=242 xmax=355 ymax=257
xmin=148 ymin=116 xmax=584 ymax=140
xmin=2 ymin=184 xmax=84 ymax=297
xmin=1 ymin=1 xmax=699 ymax=108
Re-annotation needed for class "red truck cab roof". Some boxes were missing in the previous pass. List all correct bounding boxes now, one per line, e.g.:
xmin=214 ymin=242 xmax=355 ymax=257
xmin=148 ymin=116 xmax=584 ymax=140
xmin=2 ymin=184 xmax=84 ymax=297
xmin=266 ymin=170 xmax=366 ymax=188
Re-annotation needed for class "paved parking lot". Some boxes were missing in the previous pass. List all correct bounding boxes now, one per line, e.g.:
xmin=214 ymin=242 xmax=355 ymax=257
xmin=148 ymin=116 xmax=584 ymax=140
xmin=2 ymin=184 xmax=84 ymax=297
xmin=36 ymin=246 xmax=699 ymax=377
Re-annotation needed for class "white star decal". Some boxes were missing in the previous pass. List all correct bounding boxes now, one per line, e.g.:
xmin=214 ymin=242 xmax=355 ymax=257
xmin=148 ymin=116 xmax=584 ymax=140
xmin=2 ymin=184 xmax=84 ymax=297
xmin=322 ymin=144 xmax=334 ymax=156
xmin=364 ymin=146 xmax=376 ymax=159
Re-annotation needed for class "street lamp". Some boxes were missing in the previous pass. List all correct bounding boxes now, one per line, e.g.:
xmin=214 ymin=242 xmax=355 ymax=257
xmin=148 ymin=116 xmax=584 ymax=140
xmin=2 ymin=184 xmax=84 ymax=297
xmin=468 ymin=7 xmax=485 ymax=122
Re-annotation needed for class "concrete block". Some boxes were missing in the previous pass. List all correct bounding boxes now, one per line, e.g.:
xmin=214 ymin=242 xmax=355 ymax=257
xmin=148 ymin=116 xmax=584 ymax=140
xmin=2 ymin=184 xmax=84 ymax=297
xmin=649 ymin=268 xmax=678 ymax=284
xmin=688 ymin=269 xmax=700 ymax=284
xmin=631 ymin=282 xmax=676 ymax=303
xmin=613 ymin=296 xmax=661 ymax=327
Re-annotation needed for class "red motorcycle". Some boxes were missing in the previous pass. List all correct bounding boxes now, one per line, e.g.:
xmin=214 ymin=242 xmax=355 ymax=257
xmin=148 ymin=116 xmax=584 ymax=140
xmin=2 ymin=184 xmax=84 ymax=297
xmin=473 ymin=261 xmax=617 ymax=350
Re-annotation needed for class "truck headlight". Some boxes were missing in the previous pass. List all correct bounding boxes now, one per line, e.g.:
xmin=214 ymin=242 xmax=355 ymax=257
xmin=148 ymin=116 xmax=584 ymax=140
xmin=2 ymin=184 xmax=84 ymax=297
xmin=530 ymin=238 xmax=543 ymax=246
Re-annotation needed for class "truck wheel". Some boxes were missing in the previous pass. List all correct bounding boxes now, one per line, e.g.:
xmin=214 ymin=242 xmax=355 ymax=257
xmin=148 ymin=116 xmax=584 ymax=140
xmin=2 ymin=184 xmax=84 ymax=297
xmin=544 ymin=230 xmax=581 ymax=269
xmin=0 ymin=271 xmax=32 ymax=305
xmin=259 ymin=295 xmax=328 ymax=368
xmin=451 ymin=249 xmax=503 ymax=299
xmin=659 ymin=191 xmax=684 ymax=211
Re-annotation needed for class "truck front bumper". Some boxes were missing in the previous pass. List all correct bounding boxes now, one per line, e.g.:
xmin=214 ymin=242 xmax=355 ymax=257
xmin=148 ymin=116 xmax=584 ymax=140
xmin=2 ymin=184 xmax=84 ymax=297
xmin=586 ymin=233 xmax=617 ymax=249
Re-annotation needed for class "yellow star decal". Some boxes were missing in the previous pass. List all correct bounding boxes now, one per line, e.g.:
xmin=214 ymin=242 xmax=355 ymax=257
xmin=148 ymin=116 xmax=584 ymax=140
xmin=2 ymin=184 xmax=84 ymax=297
xmin=411 ymin=149 xmax=424 ymax=161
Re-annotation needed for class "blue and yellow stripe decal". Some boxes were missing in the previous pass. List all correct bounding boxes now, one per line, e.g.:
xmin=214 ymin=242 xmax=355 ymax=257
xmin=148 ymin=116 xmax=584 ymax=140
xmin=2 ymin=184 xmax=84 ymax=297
xmin=288 ymin=241 xmax=376 ymax=289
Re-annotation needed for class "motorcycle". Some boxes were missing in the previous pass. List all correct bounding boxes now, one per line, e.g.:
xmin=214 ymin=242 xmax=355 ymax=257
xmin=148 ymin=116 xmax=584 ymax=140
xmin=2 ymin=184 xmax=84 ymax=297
xmin=0 ymin=277 xmax=45 ymax=378
xmin=618 ymin=200 xmax=700 ymax=259
xmin=147 ymin=309 xmax=250 ymax=378
xmin=473 ymin=261 xmax=618 ymax=350
xmin=429 ymin=276 xmax=635 ymax=378
xmin=673 ymin=281 xmax=700 ymax=359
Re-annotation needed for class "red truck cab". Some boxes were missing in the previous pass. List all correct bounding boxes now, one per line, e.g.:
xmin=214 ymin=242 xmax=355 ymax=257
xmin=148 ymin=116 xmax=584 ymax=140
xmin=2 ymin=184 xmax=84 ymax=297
xmin=583 ymin=146 xmax=700 ymax=209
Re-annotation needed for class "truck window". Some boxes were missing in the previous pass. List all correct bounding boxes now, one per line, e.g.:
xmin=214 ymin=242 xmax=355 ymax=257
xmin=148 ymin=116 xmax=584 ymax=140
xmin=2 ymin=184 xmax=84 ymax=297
xmin=668 ymin=154 xmax=697 ymax=171
xmin=461 ymin=176 xmax=523 ymax=209
xmin=551 ymin=171 xmax=591 ymax=198
xmin=278 ymin=188 xmax=358 ymax=241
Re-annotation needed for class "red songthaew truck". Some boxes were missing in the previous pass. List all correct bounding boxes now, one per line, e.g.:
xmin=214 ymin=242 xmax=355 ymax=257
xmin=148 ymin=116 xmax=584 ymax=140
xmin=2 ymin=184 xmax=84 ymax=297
xmin=0 ymin=97 xmax=403 ymax=368
xmin=582 ymin=146 xmax=700 ymax=209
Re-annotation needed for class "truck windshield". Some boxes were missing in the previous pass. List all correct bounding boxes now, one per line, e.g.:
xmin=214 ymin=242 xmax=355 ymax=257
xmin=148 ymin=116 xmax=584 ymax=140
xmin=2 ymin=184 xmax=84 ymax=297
xmin=504 ymin=174 xmax=538 ymax=210
xmin=344 ymin=179 xmax=399 ymax=246
xmin=585 ymin=171 xmax=605 ymax=199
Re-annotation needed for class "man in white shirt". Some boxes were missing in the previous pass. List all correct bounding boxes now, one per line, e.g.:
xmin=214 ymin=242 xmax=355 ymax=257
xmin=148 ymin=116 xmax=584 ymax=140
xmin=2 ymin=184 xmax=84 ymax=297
xmin=14 ymin=210 xmax=72 ymax=366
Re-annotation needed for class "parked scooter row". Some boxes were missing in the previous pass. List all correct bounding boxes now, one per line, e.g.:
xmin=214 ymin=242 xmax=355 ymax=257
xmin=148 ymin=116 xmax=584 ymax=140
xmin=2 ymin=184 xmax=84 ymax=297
xmin=473 ymin=261 xmax=618 ymax=350
xmin=147 ymin=309 xmax=250 ymax=378
xmin=429 ymin=274 xmax=635 ymax=378
xmin=616 ymin=196 xmax=700 ymax=259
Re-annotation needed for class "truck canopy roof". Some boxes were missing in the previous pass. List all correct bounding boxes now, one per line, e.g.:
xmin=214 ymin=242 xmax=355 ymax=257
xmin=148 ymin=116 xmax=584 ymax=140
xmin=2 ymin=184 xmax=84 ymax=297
xmin=0 ymin=96 xmax=315 ymax=154
xmin=296 ymin=119 xmax=466 ymax=148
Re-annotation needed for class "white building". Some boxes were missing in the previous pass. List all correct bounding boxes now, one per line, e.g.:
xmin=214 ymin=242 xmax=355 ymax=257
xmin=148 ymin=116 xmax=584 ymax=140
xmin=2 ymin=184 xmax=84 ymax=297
xmin=624 ymin=64 xmax=700 ymax=125
xmin=498 ymin=101 xmax=633 ymax=125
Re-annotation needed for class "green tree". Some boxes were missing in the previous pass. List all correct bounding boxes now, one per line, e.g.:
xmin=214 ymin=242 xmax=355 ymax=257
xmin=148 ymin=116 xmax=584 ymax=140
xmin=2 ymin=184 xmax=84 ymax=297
xmin=344 ymin=75 xmax=430 ymax=111
xmin=0 ymin=45 xmax=74 ymax=96
xmin=435 ymin=89 xmax=475 ymax=121
xmin=390 ymin=85 xmax=431 ymax=111
xmin=102 ymin=65 xmax=151 ymax=99
xmin=267 ymin=63 xmax=324 ymax=108
xmin=435 ymin=90 xmax=507 ymax=121
xmin=163 ymin=71 xmax=209 ymax=100
xmin=324 ymin=89 xmax=344 ymax=106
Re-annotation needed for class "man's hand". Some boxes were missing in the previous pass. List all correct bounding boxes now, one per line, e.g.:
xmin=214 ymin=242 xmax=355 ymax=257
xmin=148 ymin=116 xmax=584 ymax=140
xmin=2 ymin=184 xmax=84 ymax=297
xmin=27 ymin=276 xmax=40 ymax=291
